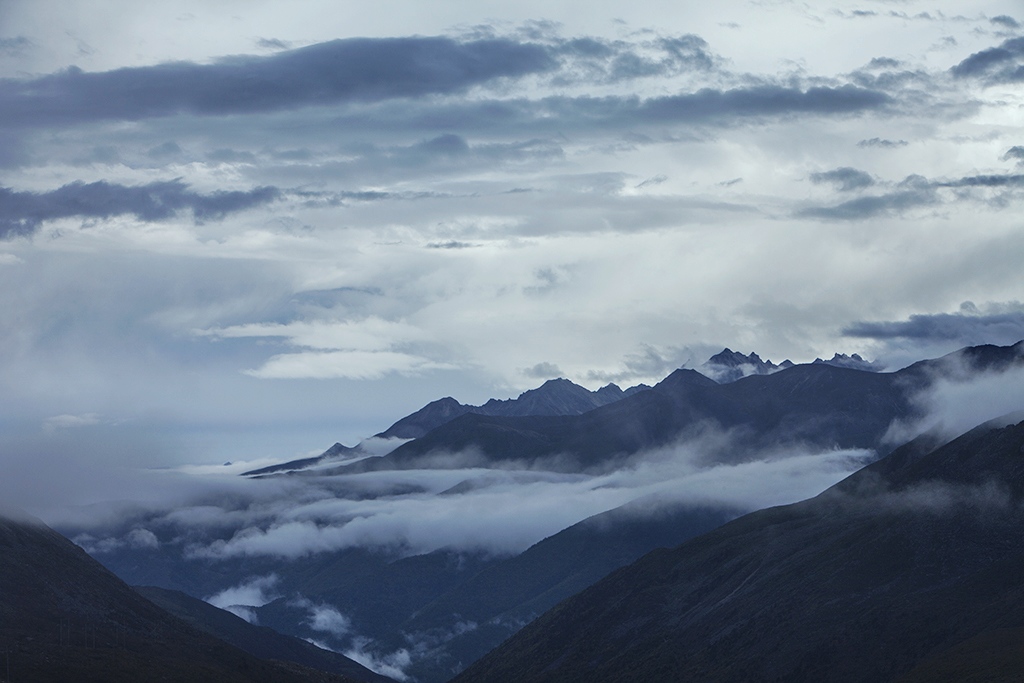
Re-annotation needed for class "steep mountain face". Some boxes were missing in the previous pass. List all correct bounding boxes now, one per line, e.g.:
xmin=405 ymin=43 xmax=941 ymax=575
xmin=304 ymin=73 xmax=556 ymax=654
xmin=0 ymin=508 xmax=361 ymax=683
xmin=335 ymin=342 xmax=1024 ymax=475
xmin=454 ymin=416 xmax=1024 ymax=683
xmin=376 ymin=378 xmax=650 ymax=440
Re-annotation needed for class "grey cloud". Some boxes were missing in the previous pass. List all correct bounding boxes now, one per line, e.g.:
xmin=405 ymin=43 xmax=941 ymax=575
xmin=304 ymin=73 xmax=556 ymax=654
xmin=797 ymin=181 xmax=936 ymax=220
xmin=0 ymin=36 xmax=31 ymax=56
xmin=844 ymin=306 xmax=1024 ymax=346
xmin=857 ymin=137 xmax=907 ymax=148
xmin=882 ymin=365 xmax=1024 ymax=446
xmin=637 ymin=84 xmax=891 ymax=121
xmin=0 ymin=36 xmax=557 ymax=127
xmin=354 ymin=83 xmax=891 ymax=137
xmin=207 ymin=148 xmax=258 ymax=164
xmin=587 ymin=344 xmax=692 ymax=384
xmin=798 ymin=169 xmax=1024 ymax=221
xmin=146 ymin=141 xmax=183 ymax=159
xmin=951 ymin=36 xmax=1024 ymax=82
xmin=0 ymin=179 xmax=280 ymax=238
xmin=256 ymin=38 xmax=293 ymax=50
xmin=522 ymin=362 xmax=563 ymax=379
xmin=426 ymin=240 xmax=475 ymax=249
xmin=600 ymin=34 xmax=716 ymax=81
xmin=1003 ymin=146 xmax=1024 ymax=164
xmin=809 ymin=167 xmax=875 ymax=191
xmin=291 ymin=135 xmax=565 ymax=186
xmin=866 ymin=57 xmax=901 ymax=69
xmin=939 ymin=173 xmax=1024 ymax=188
xmin=990 ymin=15 xmax=1021 ymax=30
xmin=635 ymin=174 xmax=668 ymax=189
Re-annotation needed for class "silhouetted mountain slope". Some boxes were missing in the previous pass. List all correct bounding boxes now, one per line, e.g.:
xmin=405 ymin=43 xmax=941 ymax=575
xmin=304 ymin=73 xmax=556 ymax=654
xmin=134 ymin=586 xmax=393 ymax=683
xmin=376 ymin=378 xmax=650 ymax=440
xmin=454 ymin=415 xmax=1024 ymax=683
xmin=338 ymin=342 xmax=1024 ymax=474
xmin=0 ymin=508 xmax=359 ymax=683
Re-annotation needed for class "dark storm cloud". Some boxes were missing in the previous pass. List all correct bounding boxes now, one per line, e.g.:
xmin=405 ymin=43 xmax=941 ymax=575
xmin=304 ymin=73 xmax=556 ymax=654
xmin=950 ymin=36 xmax=1024 ymax=82
xmin=844 ymin=307 xmax=1024 ymax=346
xmin=0 ymin=179 xmax=279 ymax=238
xmin=809 ymin=167 xmax=875 ymax=191
xmin=0 ymin=36 xmax=557 ymax=127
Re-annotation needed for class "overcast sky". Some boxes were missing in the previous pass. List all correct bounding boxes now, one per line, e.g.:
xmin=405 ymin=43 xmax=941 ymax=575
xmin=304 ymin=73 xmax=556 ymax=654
xmin=1 ymin=0 xmax=1023 ymax=466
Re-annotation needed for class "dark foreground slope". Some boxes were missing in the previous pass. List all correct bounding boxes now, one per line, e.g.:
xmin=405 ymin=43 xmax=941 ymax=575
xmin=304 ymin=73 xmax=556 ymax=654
xmin=0 ymin=508 xmax=361 ymax=683
xmin=135 ymin=586 xmax=392 ymax=683
xmin=456 ymin=415 xmax=1024 ymax=683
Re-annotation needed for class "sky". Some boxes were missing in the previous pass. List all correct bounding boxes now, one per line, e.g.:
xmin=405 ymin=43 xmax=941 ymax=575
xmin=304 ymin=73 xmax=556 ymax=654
xmin=1 ymin=0 xmax=1024 ymax=469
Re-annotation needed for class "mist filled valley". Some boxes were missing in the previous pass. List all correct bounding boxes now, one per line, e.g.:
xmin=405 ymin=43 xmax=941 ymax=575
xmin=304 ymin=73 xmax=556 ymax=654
xmin=4 ymin=341 xmax=1024 ymax=681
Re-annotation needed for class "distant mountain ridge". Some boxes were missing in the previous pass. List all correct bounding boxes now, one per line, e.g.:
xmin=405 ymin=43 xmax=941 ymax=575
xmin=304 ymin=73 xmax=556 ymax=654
xmin=327 ymin=342 xmax=1022 ymax=476
xmin=250 ymin=347 xmax=884 ymax=477
xmin=246 ymin=378 xmax=650 ymax=475
xmin=376 ymin=377 xmax=651 ymax=440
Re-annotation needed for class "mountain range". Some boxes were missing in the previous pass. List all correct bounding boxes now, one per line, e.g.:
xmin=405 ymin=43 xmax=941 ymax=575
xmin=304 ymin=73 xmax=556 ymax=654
xmin=38 ymin=340 xmax=1024 ymax=682
xmin=323 ymin=342 xmax=1023 ymax=476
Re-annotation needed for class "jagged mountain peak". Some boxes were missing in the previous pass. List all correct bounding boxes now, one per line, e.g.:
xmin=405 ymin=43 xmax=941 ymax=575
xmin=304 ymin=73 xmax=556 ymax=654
xmin=702 ymin=348 xmax=791 ymax=383
xmin=813 ymin=352 xmax=883 ymax=372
